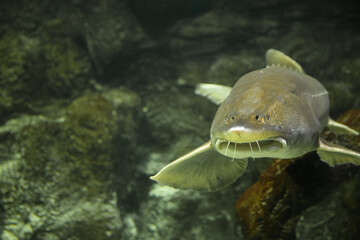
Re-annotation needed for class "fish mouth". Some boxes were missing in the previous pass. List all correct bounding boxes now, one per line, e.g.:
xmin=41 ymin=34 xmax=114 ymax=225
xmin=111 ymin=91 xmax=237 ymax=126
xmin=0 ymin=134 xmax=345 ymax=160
xmin=214 ymin=137 xmax=287 ymax=158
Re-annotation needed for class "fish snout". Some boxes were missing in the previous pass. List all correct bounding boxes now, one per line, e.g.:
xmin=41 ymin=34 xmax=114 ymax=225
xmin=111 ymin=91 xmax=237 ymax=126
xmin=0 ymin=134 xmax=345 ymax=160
xmin=226 ymin=126 xmax=268 ymax=143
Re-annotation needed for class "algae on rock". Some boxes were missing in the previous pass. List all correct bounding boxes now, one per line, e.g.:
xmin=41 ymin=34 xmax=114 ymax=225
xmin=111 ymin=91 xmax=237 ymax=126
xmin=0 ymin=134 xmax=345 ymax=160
xmin=0 ymin=28 xmax=95 ymax=122
xmin=0 ymin=91 xmax=141 ymax=240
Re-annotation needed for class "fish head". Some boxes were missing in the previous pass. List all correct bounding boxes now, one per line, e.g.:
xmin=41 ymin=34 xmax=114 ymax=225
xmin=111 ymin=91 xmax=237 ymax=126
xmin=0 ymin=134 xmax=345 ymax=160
xmin=210 ymin=72 xmax=319 ymax=159
xmin=210 ymin=102 xmax=287 ymax=159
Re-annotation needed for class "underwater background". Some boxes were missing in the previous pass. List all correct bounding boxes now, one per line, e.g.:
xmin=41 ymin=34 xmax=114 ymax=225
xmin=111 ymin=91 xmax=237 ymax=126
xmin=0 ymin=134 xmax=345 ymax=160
xmin=1 ymin=0 xmax=360 ymax=239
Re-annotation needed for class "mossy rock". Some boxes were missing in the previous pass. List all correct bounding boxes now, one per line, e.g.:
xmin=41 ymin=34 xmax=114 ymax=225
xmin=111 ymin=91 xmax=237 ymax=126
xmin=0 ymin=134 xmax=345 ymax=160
xmin=0 ymin=93 xmax=129 ymax=239
xmin=0 ymin=28 xmax=95 ymax=122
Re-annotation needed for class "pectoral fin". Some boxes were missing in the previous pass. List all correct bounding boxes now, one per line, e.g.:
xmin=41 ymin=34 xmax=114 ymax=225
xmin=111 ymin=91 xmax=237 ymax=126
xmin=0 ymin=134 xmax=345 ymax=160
xmin=316 ymin=138 xmax=360 ymax=167
xmin=195 ymin=83 xmax=232 ymax=105
xmin=265 ymin=49 xmax=304 ymax=73
xmin=327 ymin=118 xmax=359 ymax=135
xmin=150 ymin=141 xmax=248 ymax=191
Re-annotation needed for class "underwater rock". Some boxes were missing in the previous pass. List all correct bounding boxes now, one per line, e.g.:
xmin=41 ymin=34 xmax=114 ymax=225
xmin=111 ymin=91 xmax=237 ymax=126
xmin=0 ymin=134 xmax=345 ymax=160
xmin=340 ymin=58 xmax=360 ymax=109
xmin=341 ymin=55 xmax=360 ymax=82
xmin=0 ymin=0 xmax=147 ymax=83
xmin=206 ymin=53 xmax=263 ymax=86
xmin=127 ymin=0 xmax=212 ymax=32
xmin=235 ymin=158 xmax=297 ymax=239
xmin=167 ymin=10 xmax=277 ymax=56
xmin=337 ymin=108 xmax=360 ymax=132
xmin=101 ymin=87 xmax=141 ymax=141
xmin=78 ymin=0 xmax=148 ymax=78
xmin=0 ymin=31 xmax=42 ymax=119
xmin=0 ymin=28 xmax=95 ymax=122
xmin=0 ymin=1 xmax=56 ymax=33
xmin=0 ymin=91 xmax=141 ymax=240
xmin=235 ymin=108 xmax=360 ymax=240
xmin=296 ymin=172 xmax=360 ymax=240
xmin=235 ymin=156 xmax=337 ymax=240
xmin=133 ymin=184 xmax=242 ymax=240
xmin=142 ymin=91 xmax=212 ymax=146
xmin=40 ymin=22 xmax=95 ymax=98
xmin=327 ymin=82 xmax=354 ymax=116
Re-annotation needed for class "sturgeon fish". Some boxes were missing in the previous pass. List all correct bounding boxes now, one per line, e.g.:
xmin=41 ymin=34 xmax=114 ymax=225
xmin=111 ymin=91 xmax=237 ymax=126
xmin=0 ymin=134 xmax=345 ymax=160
xmin=151 ymin=49 xmax=360 ymax=191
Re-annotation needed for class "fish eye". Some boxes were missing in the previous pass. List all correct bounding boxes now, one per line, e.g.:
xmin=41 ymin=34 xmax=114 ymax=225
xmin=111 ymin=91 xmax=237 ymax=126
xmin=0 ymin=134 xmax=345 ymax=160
xmin=255 ymin=115 xmax=259 ymax=120
xmin=231 ymin=116 xmax=235 ymax=120
xmin=266 ymin=115 xmax=271 ymax=120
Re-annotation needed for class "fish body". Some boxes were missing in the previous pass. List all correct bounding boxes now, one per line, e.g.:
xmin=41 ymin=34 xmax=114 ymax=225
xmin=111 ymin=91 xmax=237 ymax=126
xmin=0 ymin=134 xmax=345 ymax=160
xmin=151 ymin=49 xmax=360 ymax=191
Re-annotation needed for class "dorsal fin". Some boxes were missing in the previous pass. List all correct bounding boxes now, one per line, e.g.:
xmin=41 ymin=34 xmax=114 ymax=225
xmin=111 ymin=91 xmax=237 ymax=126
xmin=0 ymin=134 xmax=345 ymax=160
xmin=265 ymin=49 xmax=304 ymax=73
